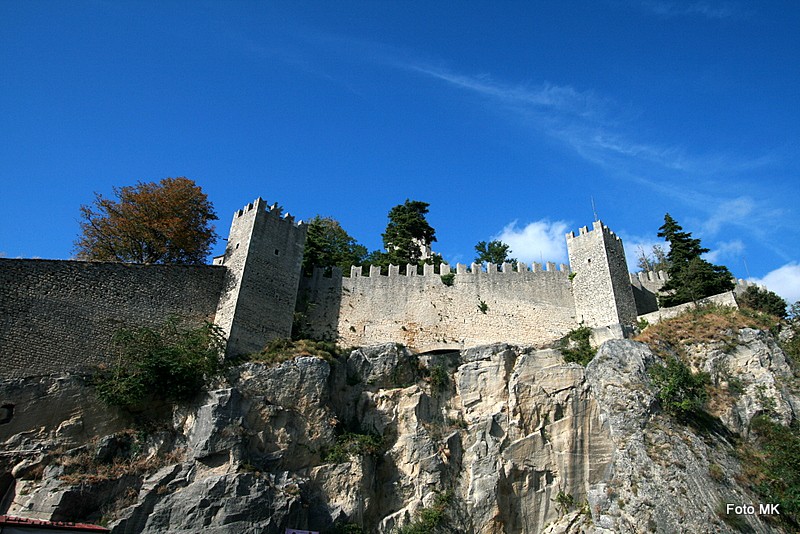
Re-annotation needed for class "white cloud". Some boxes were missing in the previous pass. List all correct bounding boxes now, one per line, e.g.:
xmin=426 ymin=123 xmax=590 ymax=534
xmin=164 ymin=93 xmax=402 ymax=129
xmin=750 ymin=263 xmax=800 ymax=304
xmin=494 ymin=220 xmax=569 ymax=264
xmin=704 ymin=239 xmax=745 ymax=263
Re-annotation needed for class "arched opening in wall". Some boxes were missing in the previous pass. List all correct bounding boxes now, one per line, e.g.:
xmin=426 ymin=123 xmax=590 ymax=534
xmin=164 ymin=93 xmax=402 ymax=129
xmin=0 ymin=472 xmax=14 ymax=514
xmin=0 ymin=403 xmax=13 ymax=424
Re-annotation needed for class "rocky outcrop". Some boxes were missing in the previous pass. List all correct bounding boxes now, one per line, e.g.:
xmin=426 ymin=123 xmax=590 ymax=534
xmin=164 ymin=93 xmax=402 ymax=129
xmin=1 ymin=335 xmax=797 ymax=533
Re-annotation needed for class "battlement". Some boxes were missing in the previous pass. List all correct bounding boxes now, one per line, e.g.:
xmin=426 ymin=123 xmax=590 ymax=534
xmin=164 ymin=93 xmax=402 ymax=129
xmin=232 ymin=197 xmax=305 ymax=227
xmin=630 ymin=270 xmax=669 ymax=287
xmin=342 ymin=261 xmax=570 ymax=279
xmin=565 ymin=220 xmax=622 ymax=243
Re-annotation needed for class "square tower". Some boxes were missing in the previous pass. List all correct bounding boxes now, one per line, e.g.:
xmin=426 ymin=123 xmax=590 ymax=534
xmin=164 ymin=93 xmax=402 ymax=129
xmin=214 ymin=198 xmax=307 ymax=357
xmin=566 ymin=221 xmax=637 ymax=328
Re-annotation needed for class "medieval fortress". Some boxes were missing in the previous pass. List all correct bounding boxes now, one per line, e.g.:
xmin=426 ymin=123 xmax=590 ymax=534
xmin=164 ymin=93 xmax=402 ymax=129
xmin=0 ymin=197 xmax=754 ymax=378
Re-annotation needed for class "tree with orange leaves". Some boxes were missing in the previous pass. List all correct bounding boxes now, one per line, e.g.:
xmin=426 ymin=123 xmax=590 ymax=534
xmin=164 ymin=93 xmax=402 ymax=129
xmin=75 ymin=177 xmax=218 ymax=264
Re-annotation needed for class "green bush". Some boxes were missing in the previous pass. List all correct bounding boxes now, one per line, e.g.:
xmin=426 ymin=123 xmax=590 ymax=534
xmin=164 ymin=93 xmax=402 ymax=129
xmin=559 ymin=325 xmax=596 ymax=366
xmin=649 ymin=356 xmax=709 ymax=420
xmin=743 ymin=416 xmax=800 ymax=527
xmin=477 ymin=299 xmax=489 ymax=314
xmin=555 ymin=491 xmax=576 ymax=514
xmin=737 ymin=286 xmax=787 ymax=319
xmin=395 ymin=491 xmax=452 ymax=534
xmin=440 ymin=273 xmax=455 ymax=287
xmin=93 ymin=319 xmax=225 ymax=410
xmin=429 ymin=364 xmax=449 ymax=390
xmin=324 ymin=432 xmax=383 ymax=463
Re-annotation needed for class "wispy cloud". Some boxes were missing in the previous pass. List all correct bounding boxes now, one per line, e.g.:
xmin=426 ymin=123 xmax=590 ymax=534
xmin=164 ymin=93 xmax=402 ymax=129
xmin=408 ymin=63 xmax=789 ymax=254
xmin=636 ymin=1 xmax=748 ymax=20
xmin=494 ymin=220 xmax=570 ymax=264
xmin=704 ymin=239 xmax=745 ymax=263
xmin=407 ymin=66 xmax=600 ymax=119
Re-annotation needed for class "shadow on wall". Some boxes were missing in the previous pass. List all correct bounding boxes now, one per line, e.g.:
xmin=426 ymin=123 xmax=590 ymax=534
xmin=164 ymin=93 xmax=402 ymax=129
xmin=295 ymin=267 xmax=343 ymax=342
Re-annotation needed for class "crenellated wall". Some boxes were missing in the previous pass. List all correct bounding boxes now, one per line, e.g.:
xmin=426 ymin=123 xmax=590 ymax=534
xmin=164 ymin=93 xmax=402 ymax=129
xmin=298 ymin=262 xmax=577 ymax=352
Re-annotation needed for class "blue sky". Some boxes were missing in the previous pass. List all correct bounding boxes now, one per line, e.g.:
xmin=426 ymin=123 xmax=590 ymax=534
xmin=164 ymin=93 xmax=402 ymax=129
xmin=2 ymin=1 xmax=799 ymax=302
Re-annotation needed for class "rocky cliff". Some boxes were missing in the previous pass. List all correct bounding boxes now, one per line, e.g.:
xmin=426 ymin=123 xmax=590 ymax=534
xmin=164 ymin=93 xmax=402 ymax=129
xmin=1 ymin=325 xmax=797 ymax=533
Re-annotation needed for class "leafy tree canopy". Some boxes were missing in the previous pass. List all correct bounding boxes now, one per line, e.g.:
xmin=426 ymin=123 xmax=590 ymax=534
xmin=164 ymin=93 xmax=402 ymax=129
xmin=382 ymin=199 xmax=437 ymax=268
xmin=75 ymin=177 xmax=217 ymax=264
xmin=656 ymin=213 xmax=734 ymax=306
xmin=302 ymin=216 xmax=367 ymax=276
xmin=474 ymin=240 xmax=516 ymax=266
xmin=738 ymin=286 xmax=788 ymax=319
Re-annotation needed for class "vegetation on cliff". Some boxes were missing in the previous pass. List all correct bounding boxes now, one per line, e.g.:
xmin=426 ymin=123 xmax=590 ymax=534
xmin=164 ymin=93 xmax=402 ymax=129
xmin=93 ymin=319 xmax=225 ymax=411
xmin=558 ymin=325 xmax=597 ymax=366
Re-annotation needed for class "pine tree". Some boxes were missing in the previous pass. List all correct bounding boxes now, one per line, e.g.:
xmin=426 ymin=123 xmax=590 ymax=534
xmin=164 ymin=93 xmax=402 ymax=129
xmin=381 ymin=200 xmax=437 ymax=271
xmin=657 ymin=213 xmax=734 ymax=306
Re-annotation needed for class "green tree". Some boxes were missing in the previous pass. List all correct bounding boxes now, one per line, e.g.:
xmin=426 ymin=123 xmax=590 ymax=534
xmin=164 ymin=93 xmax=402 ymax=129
xmin=382 ymin=199 xmax=437 ymax=269
xmin=75 ymin=177 xmax=218 ymax=264
xmin=474 ymin=240 xmax=516 ymax=267
xmin=650 ymin=356 xmax=709 ymax=421
xmin=737 ymin=286 xmax=787 ymax=319
xmin=657 ymin=214 xmax=734 ymax=306
xmin=301 ymin=216 xmax=367 ymax=276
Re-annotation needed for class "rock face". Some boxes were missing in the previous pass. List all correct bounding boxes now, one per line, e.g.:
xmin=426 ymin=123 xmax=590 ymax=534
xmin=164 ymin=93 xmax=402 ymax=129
xmin=1 ymin=336 xmax=797 ymax=533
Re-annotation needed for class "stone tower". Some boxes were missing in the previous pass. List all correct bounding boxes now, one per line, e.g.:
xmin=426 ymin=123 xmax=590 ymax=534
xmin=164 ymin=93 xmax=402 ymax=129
xmin=566 ymin=221 xmax=637 ymax=328
xmin=213 ymin=198 xmax=307 ymax=357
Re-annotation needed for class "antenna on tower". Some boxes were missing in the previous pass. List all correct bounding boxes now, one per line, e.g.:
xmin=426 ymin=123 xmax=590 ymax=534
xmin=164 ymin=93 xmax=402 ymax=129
xmin=743 ymin=257 xmax=751 ymax=279
xmin=591 ymin=196 xmax=599 ymax=222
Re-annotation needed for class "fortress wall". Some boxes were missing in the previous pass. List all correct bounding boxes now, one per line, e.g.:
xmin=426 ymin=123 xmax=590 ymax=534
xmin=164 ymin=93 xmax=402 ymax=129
xmin=296 ymin=268 xmax=343 ymax=341
xmin=0 ymin=259 xmax=225 ymax=378
xmin=629 ymin=270 xmax=668 ymax=315
xmin=301 ymin=263 xmax=578 ymax=351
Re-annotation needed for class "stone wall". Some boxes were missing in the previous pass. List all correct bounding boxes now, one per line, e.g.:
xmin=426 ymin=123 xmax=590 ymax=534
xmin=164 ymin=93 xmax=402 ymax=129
xmin=630 ymin=270 xmax=668 ymax=315
xmin=298 ymin=262 xmax=578 ymax=351
xmin=637 ymin=291 xmax=739 ymax=325
xmin=0 ymin=259 xmax=225 ymax=378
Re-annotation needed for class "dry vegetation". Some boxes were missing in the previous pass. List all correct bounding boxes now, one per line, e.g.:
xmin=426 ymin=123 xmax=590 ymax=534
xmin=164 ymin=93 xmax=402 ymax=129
xmin=635 ymin=303 xmax=779 ymax=354
xmin=56 ymin=431 xmax=184 ymax=485
xmin=247 ymin=338 xmax=341 ymax=365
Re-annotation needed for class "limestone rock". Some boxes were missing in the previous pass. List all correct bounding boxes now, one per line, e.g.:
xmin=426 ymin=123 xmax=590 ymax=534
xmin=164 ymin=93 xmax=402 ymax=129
xmin=1 ymin=334 xmax=796 ymax=533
